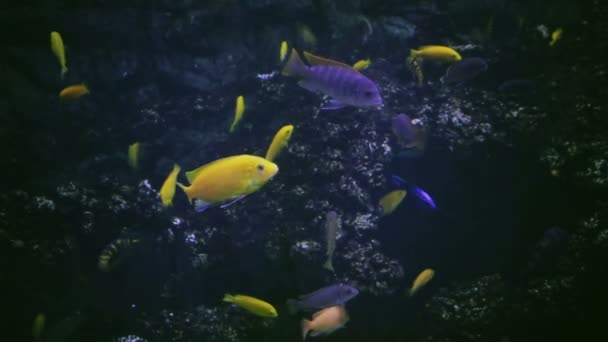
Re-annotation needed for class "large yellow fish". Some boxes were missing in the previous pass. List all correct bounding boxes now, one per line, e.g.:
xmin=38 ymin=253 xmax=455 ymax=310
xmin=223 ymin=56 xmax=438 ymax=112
xmin=159 ymin=164 xmax=181 ymax=207
xmin=223 ymin=294 xmax=278 ymax=318
xmin=177 ymin=155 xmax=278 ymax=212
xmin=127 ymin=142 xmax=140 ymax=169
xmin=59 ymin=84 xmax=89 ymax=100
xmin=379 ymin=190 xmax=407 ymax=216
xmin=302 ymin=305 xmax=349 ymax=341
xmin=265 ymin=124 xmax=294 ymax=162
xmin=352 ymin=58 xmax=371 ymax=71
xmin=408 ymin=45 xmax=462 ymax=63
xmin=408 ymin=268 xmax=435 ymax=296
xmin=280 ymin=41 xmax=289 ymax=62
xmin=50 ymin=31 xmax=68 ymax=79
xmin=229 ymin=95 xmax=245 ymax=133
xmin=549 ymin=28 xmax=562 ymax=47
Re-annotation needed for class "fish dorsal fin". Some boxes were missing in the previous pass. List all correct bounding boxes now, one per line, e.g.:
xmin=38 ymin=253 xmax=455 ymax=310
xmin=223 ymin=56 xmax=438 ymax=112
xmin=185 ymin=159 xmax=223 ymax=184
xmin=303 ymin=51 xmax=359 ymax=73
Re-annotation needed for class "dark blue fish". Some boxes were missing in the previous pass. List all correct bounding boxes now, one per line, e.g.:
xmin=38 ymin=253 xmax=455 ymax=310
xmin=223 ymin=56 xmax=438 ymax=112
xmin=390 ymin=174 xmax=437 ymax=209
xmin=391 ymin=114 xmax=427 ymax=154
xmin=282 ymin=48 xmax=383 ymax=110
xmin=440 ymin=57 xmax=488 ymax=85
xmin=286 ymin=284 xmax=359 ymax=315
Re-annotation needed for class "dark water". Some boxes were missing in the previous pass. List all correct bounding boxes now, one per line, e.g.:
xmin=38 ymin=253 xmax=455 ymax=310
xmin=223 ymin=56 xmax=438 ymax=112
xmin=2 ymin=0 xmax=608 ymax=341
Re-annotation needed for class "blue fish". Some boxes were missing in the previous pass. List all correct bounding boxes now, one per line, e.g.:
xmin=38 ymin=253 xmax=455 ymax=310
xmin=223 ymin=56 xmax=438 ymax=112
xmin=286 ymin=284 xmax=359 ymax=315
xmin=281 ymin=48 xmax=383 ymax=110
xmin=390 ymin=174 xmax=437 ymax=209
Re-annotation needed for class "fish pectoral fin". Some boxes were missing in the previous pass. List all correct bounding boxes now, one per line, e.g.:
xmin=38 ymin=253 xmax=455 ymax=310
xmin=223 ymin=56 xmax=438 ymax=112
xmin=194 ymin=199 xmax=213 ymax=212
xmin=219 ymin=195 xmax=246 ymax=208
xmin=297 ymin=79 xmax=319 ymax=92
xmin=321 ymin=99 xmax=347 ymax=110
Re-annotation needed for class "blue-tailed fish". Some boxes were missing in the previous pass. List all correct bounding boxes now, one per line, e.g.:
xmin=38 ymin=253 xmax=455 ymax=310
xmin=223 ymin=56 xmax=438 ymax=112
xmin=32 ymin=312 xmax=46 ymax=342
xmin=177 ymin=155 xmax=278 ymax=212
xmin=409 ymin=268 xmax=435 ymax=296
xmin=50 ymin=31 xmax=68 ymax=79
xmin=287 ymin=284 xmax=358 ymax=315
xmin=159 ymin=164 xmax=181 ymax=207
xmin=549 ymin=28 xmax=562 ymax=47
xmin=265 ymin=124 xmax=294 ymax=162
xmin=440 ymin=57 xmax=488 ymax=85
xmin=352 ymin=58 xmax=371 ymax=71
xmin=223 ymin=294 xmax=278 ymax=318
xmin=390 ymin=175 xmax=437 ymax=209
xmin=280 ymin=41 xmax=289 ymax=62
xmin=322 ymin=211 xmax=340 ymax=272
xmin=282 ymin=48 xmax=382 ymax=110
xmin=59 ymin=84 xmax=89 ymax=100
xmin=127 ymin=142 xmax=140 ymax=169
xmin=379 ymin=190 xmax=407 ymax=216
xmin=302 ymin=305 xmax=349 ymax=342
xmin=98 ymin=234 xmax=141 ymax=272
xmin=229 ymin=95 xmax=245 ymax=133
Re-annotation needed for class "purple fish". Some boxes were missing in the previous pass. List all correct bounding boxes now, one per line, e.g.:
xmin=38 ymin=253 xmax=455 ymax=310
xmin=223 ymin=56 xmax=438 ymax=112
xmin=390 ymin=174 xmax=437 ymax=209
xmin=286 ymin=284 xmax=359 ymax=315
xmin=282 ymin=48 xmax=383 ymax=110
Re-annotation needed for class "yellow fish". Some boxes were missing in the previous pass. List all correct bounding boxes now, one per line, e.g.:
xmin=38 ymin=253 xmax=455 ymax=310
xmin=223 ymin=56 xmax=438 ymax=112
xmin=549 ymin=28 xmax=562 ymax=47
xmin=127 ymin=142 xmax=140 ymax=169
xmin=280 ymin=41 xmax=289 ymax=62
xmin=50 ymin=31 xmax=68 ymax=79
xmin=352 ymin=58 xmax=371 ymax=71
xmin=98 ymin=235 xmax=141 ymax=272
xmin=408 ymin=45 xmax=462 ymax=63
xmin=265 ymin=124 xmax=294 ymax=162
xmin=409 ymin=268 xmax=435 ymax=296
xmin=59 ymin=84 xmax=90 ymax=100
xmin=302 ymin=305 xmax=349 ymax=341
xmin=223 ymin=294 xmax=278 ymax=318
xmin=32 ymin=312 xmax=45 ymax=342
xmin=407 ymin=57 xmax=424 ymax=87
xmin=159 ymin=164 xmax=181 ymax=207
xmin=379 ymin=190 xmax=407 ymax=216
xmin=177 ymin=155 xmax=278 ymax=212
xmin=229 ymin=95 xmax=245 ymax=133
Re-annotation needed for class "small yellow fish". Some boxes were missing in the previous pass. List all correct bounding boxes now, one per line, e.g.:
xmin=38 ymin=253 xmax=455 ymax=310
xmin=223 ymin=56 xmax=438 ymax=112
xmin=223 ymin=294 xmax=278 ymax=318
xmin=406 ymin=57 xmax=424 ymax=87
xmin=302 ymin=305 xmax=349 ymax=341
xmin=159 ymin=164 xmax=181 ymax=207
xmin=127 ymin=142 xmax=140 ymax=169
xmin=409 ymin=268 xmax=435 ymax=296
xmin=352 ymin=58 xmax=371 ymax=71
xmin=59 ymin=84 xmax=89 ymax=100
xmin=50 ymin=31 xmax=68 ymax=79
xmin=177 ymin=155 xmax=278 ymax=212
xmin=297 ymin=22 xmax=318 ymax=47
xmin=379 ymin=190 xmax=407 ymax=216
xmin=549 ymin=28 xmax=563 ymax=47
xmin=409 ymin=45 xmax=462 ymax=63
xmin=32 ymin=312 xmax=46 ymax=342
xmin=265 ymin=124 xmax=294 ymax=162
xmin=280 ymin=41 xmax=289 ymax=62
xmin=229 ymin=95 xmax=245 ymax=133
xmin=98 ymin=235 xmax=141 ymax=272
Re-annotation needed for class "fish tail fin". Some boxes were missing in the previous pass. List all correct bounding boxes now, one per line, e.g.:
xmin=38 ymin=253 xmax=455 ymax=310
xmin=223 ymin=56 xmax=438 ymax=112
xmin=409 ymin=49 xmax=418 ymax=59
xmin=61 ymin=66 xmax=68 ymax=79
xmin=176 ymin=182 xmax=192 ymax=203
xmin=286 ymin=299 xmax=299 ymax=315
xmin=173 ymin=164 xmax=181 ymax=173
xmin=408 ymin=287 xmax=415 ymax=297
xmin=282 ymin=48 xmax=307 ymax=77
xmin=222 ymin=294 xmax=235 ymax=303
xmin=301 ymin=319 xmax=312 ymax=342
xmin=322 ymin=259 xmax=334 ymax=272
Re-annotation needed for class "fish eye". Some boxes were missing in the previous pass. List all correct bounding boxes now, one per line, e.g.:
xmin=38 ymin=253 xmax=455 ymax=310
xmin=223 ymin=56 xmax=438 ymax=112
xmin=257 ymin=164 xmax=264 ymax=171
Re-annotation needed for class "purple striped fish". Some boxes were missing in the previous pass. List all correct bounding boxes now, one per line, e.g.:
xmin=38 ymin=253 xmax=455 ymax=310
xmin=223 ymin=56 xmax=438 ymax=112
xmin=281 ymin=48 xmax=383 ymax=110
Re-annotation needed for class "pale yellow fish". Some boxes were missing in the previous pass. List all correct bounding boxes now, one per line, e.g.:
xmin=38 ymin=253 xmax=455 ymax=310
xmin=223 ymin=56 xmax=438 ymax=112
xmin=297 ymin=23 xmax=318 ymax=47
xmin=265 ymin=124 xmax=294 ymax=162
xmin=32 ymin=312 xmax=45 ymax=342
xmin=280 ymin=41 xmax=289 ymax=62
xmin=409 ymin=268 xmax=435 ymax=296
xmin=352 ymin=58 xmax=371 ymax=71
xmin=379 ymin=190 xmax=407 ymax=216
xmin=549 ymin=28 xmax=562 ymax=47
xmin=322 ymin=211 xmax=340 ymax=272
xmin=98 ymin=235 xmax=141 ymax=272
xmin=127 ymin=142 xmax=140 ymax=169
xmin=50 ymin=31 xmax=68 ymax=79
xmin=59 ymin=83 xmax=90 ymax=100
xmin=301 ymin=305 xmax=349 ymax=341
xmin=223 ymin=294 xmax=278 ymax=318
xmin=229 ymin=95 xmax=245 ymax=133
xmin=159 ymin=164 xmax=181 ymax=207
